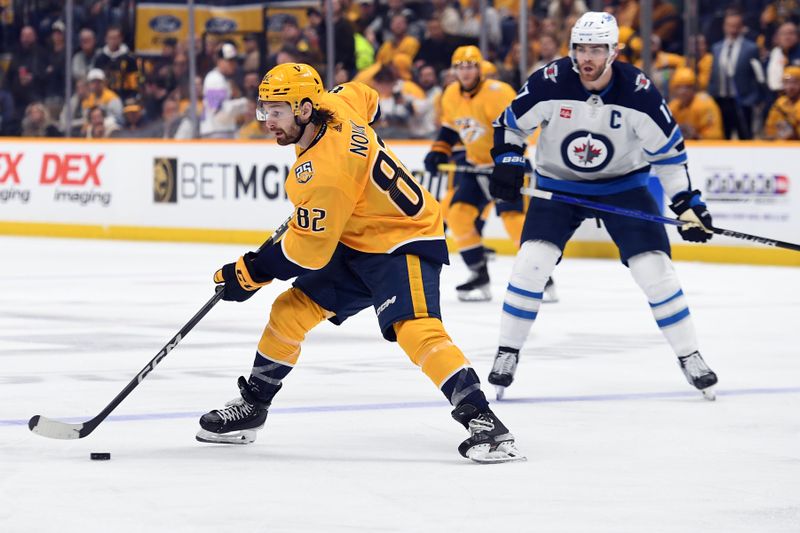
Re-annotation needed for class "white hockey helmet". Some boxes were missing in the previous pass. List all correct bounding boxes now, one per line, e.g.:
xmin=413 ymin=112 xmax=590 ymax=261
xmin=569 ymin=12 xmax=619 ymax=73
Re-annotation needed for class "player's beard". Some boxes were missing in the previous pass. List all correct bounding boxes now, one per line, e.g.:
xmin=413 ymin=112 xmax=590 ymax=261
xmin=578 ymin=60 xmax=605 ymax=83
xmin=273 ymin=121 xmax=303 ymax=145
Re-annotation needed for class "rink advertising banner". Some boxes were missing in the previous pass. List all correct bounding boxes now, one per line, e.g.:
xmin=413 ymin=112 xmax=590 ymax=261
xmin=135 ymin=2 xmax=265 ymax=55
xmin=0 ymin=139 xmax=797 ymax=265
xmin=0 ymin=140 xmax=295 ymax=236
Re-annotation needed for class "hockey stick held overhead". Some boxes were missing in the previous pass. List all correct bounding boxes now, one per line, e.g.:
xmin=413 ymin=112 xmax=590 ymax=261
xmin=521 ymin=187 xmax=800 ymax=252
xmin=28 ymin=215 xmax=294 ymax=440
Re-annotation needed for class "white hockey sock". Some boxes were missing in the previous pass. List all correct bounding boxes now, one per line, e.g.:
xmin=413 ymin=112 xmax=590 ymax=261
xmin=499 ymin=240 xmax=561 ymax=349
xmin=628 ymin=251 xmax=699 ymax=357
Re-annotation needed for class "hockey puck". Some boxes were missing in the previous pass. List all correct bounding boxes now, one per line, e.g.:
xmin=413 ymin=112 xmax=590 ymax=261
xmin=90 ymin=452 xmax=111 ymax=461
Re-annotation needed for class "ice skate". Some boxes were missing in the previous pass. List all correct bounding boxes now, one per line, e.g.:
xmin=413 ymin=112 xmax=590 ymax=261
xmin=678 ymin=351 xmax=718 ymax=401
xmin=488 ymin=347 xmax=519 ymax=400
xmin=456 ymin=264 xmax=491 ymax=302
xmin=543 ymin=277 xmax=559 ymax=303
xmin=196 ymin=376 xmax=276 ymax=444
xmin=451 ymin=404 xmax=525 ymax=463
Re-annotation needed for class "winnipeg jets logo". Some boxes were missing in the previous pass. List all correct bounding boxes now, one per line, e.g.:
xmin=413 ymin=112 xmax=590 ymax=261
xmin=561 ymin=130 xmax=615 ymax=172
xmin=634 ymin=73 xmax=652 ymax=92
xmin=544 ymin=62 xmax=558 ymax=83
xmin=454 ymin=117 xmax=486 ymax=143
xmin=573 ymin=137 xmax=603 ymax=164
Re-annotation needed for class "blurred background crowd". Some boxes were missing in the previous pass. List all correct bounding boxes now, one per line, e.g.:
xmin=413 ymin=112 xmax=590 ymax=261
xmin=1 ymin=0 xmax=800 ymax=141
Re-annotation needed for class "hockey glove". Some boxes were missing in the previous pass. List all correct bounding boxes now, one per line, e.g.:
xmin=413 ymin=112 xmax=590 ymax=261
xmin=669 ymin=190 xmax=713 ymax=243
xmin=214 ymin=252 xmax=272 ymax=302
xmin=489 ymin=144 xmax=527 ymax=202
xmin=424 ymin=148 xmax=450 ymax=175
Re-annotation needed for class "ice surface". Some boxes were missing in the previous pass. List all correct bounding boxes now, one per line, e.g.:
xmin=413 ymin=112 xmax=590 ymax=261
xmin=1 ymin=236 xmax=798 ymax=532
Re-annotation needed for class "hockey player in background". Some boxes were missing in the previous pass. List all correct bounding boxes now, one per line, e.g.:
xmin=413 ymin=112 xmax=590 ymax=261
xmin=487 ymin=13 xmax=718 ymax=400
xmin=424 ymin=46 xmax=545 ymax=302
xmin=197 ymin=63 xmax=524 ymax=463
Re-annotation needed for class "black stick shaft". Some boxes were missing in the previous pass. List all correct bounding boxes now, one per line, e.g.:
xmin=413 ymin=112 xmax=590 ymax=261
xmin=77 ymin=288 xmax=225 ymax=436
xmin=30 ymin=215 xmax=293 ymax=439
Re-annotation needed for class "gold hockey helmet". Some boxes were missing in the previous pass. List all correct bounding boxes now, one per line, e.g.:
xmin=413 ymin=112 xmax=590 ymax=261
xmin=451 ymin=45 xmax=483 ymax=67
xmin=257 ymin=63 xmax=323 ymax=119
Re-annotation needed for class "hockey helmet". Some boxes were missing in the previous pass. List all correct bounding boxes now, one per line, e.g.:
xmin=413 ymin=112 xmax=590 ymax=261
xmin=451 ymin=45 xmax=483 ymax=67
xmin=570 ymin=12 xmax=620 ymax=50
xmin=569 ymin=12 xmax=620 ymax=73
xmin=257 ymin=63 xmax=323 ymax=120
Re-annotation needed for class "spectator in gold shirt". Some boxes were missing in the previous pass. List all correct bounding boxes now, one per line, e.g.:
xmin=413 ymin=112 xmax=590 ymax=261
xmin=668 ymin=67 xmax=724 ymax=140
xmin=764 ymin=66 xmax=800 ymax=139
xmin=375 ymin=13 xmax=420 ymax=66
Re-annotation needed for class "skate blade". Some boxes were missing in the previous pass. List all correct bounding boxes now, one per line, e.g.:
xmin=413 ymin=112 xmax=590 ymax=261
xmin=701 ymin=386 xmax=716 ymax=401
xmin=466 ymin=442 xmax=527 ymax=464
xmin=456 ymin=288 xmax=491 ymax=302
xmin=494 ymin=385 xmax=506 ymax=401
xmin=195 ymin=428 xmax=258 ymax=445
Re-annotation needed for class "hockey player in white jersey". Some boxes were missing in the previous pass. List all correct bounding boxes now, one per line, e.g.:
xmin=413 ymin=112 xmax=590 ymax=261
xmin=487 ymin=12 xmax=718 ymax=400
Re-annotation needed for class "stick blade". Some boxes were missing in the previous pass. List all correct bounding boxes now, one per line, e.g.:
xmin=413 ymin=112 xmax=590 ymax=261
xmin=28 ymin=415 xmax=84 ymax=440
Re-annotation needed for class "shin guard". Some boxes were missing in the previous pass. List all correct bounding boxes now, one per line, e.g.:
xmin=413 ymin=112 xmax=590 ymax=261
xmin=628 ymin=251 xmax=699 ymax=357
xmin=499 ymin=210 xmax=525 ymax=248
xmin=499 ymin=240 xmax=561 ymax=349
xmin=447 ymin=202 xmax=485 ymax=267
xmin=250 ymin=288 xmax=331 ymax=396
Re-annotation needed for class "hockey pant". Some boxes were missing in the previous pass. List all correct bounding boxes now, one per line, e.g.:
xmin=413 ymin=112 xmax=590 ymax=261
xmin=249 ymin=288 xmax=488 ymax=410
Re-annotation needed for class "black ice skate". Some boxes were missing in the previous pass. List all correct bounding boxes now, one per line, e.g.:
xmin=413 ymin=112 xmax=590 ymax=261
xmin=678 ymin=351 xmax=718 ymax=401
xmin=451 ymin=404 xmax=525 ymax=463
xmin=488 ymin=347 xmax=519 ymax=400
xmin=456 ymin=263 xmax=491 ymax=302
xmin=543 ymin=277 xmax=559 ymax=303
xmin=196 ymin=376 xmax=277 ymax=445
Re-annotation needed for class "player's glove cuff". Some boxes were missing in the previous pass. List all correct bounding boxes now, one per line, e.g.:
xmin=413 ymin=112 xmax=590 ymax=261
xmin=214 ymin=253 xmax=272 ymax=302
xmin=490 ymin=143 xmax=525 ymax=165
xmin=669 ymin=190 xmax=713 ymax=243
xmin=430 ymin=141 xmax=452 ymax=157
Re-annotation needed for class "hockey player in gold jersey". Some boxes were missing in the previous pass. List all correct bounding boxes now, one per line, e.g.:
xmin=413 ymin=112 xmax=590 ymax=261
xmin=196 ymin=63 xmax=524 ymax=463
xmin=424 ymin=46 xmax=528 ymax=302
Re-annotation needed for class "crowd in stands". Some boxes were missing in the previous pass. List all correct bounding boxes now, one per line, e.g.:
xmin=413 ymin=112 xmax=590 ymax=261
xmin=1 ymin=0 xmax=800 ymax=141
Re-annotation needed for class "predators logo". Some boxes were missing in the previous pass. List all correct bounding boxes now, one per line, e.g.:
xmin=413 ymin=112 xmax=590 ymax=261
xmin=295 ymin=161 xmax=314 ymax=184
xmin=453 ymin=117 xmax=486 ymax=144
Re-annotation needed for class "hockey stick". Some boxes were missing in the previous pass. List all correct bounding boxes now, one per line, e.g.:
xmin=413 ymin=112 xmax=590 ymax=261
xmin=28 ymin=215 xmax=294 ymax=440
xmin=437 ymin=163 xmax=493 ymax=174
xmin=522 ymin=187 xmax=800 ymax=252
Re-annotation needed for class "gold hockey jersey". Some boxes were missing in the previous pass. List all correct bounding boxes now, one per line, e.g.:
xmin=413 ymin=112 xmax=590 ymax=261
xmin=439 ymin=79 xmax=517 ymax=165
xmin=280 ymin=82 xmax=448 ymax=270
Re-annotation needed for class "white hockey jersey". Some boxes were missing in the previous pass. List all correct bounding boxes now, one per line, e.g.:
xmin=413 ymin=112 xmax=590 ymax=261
xmin=494 ymin=57 xmax=691 ymax=199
